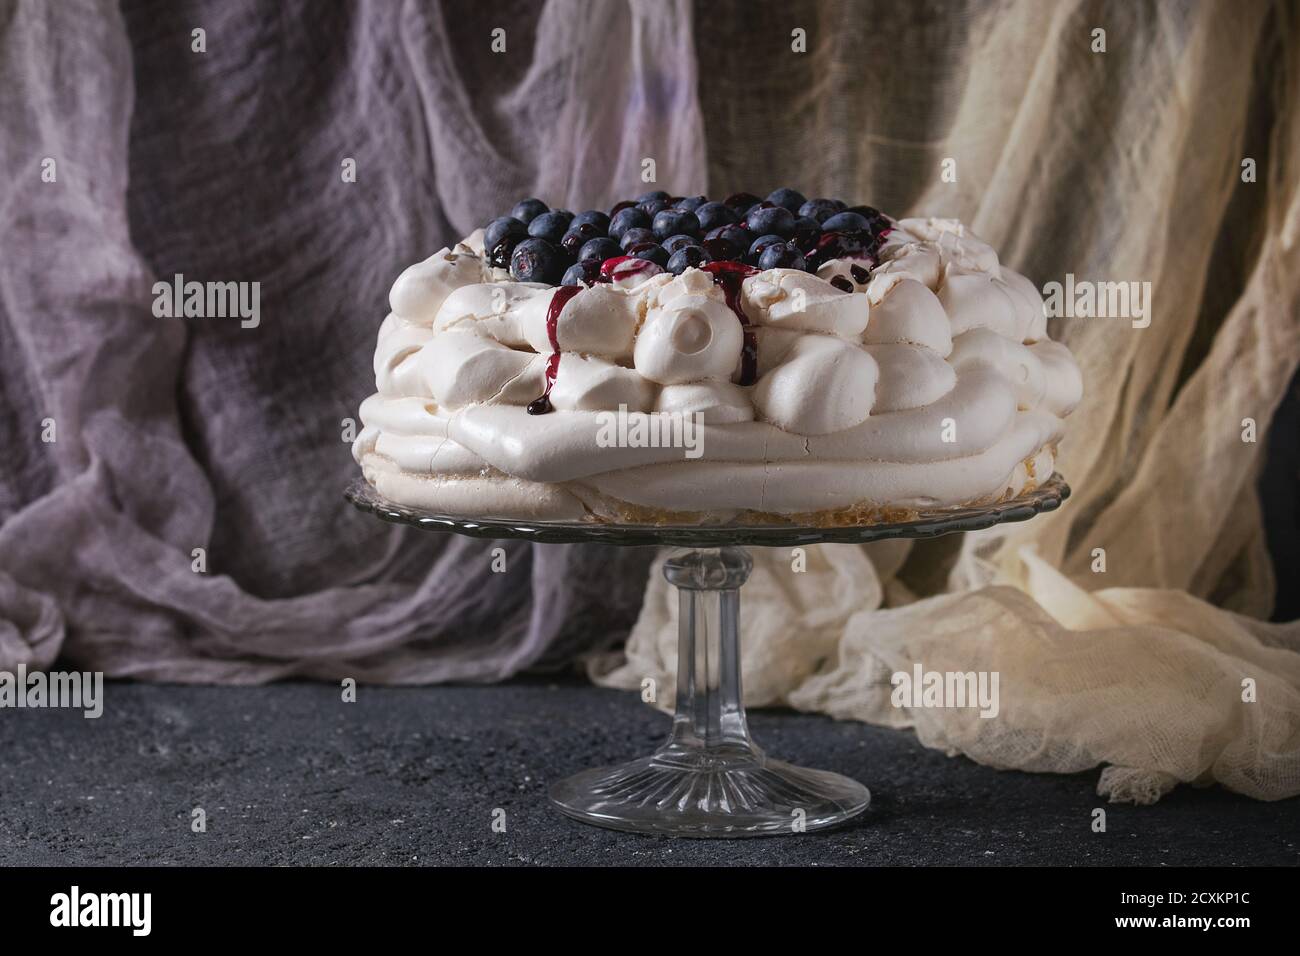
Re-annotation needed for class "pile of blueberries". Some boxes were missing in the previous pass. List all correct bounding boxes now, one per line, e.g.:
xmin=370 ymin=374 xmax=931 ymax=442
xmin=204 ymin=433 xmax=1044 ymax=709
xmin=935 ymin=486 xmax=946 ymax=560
xmin=482 ymin=189 xmax=891 ymax=286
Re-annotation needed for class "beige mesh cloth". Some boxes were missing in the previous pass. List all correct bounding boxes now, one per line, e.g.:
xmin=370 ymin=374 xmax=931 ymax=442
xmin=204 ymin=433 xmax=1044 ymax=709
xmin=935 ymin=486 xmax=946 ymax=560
xmin=593 ymin=0 xmax=1300 ymax=802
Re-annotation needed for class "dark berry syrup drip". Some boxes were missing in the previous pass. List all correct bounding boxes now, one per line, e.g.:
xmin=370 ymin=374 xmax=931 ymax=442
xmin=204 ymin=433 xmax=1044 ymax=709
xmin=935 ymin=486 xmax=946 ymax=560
xmin=526 ymin=284 xmax=582 ymax=415
xmin=597 ymin=255 xmax=660 ymax=283
xmin=701 ymin=260 xmax=760 ymax=386
xmin=805 ymin=230 xmax=880 ymax=272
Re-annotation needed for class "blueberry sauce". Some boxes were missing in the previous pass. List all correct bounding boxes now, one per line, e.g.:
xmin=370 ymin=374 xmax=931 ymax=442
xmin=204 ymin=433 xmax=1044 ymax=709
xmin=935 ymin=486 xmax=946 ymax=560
xmin=804 ymin=230 xmax=879 ymax=271
xmin=526 ymin=284 xmax=582 ymax=415
xmin=598 ymin=255 xmax=661 ymax=283
xmin=701 ymin=260 xmax=760 ymax=386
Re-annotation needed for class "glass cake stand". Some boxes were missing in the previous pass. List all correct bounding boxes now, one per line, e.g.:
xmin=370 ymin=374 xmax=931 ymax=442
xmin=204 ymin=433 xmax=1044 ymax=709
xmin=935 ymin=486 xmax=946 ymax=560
xmin=345 ymin=474 xmax=1070 ymax=837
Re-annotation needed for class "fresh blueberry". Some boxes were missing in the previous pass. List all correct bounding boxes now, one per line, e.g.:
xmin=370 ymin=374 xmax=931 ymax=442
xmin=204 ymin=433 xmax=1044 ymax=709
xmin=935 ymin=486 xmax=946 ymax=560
xmin=703 ymin=224 xmax=753 ymax=260
xmin=757 ymin=241 xmax=807 ymax=272
xmin=662 ymin=234 xmax=703 ymax=255
xmin=766 ymin=188 xmax=807 ymax=213
xmin=561 ymin=260 xmax=602 ymax=287
xmin=560 ymin=221 xmax=604 ymax=256
xmin=638 ymin=198 xmax=671 ymax=218
xmin=673 ymin=195 xmax=708 ymax=212
xmin=745 ymin=204 xmax=796 ymax=239
xmin=627 ymin=241 xmax=670 ymax=267
xmin=571 ymin=209 xmax=611 ymax=232
xmin=845 ymin=205 xmax=882 ymax=221
xmin=619 ymin=226 xmax=655 ymax=250
xmin=484 ymin=216 xmax=529 ymax=267
xmin=695 ymin=201 xmax=739 ymax=232
xmin=798 ymin=198 xmax=845 ymax=224
xmin=510 ymin=198 xmax=548 ymax=224
xmin=666 ymin=246 xmax=709 ymax=275
xmin=510 ymin=238 xmax=565 ymax=284
xmin=791 ymin=216 xmax=822 ymax=250
xmin=609 ymin=199 xmax=638 ymax=216
xmin=528 ymin=211 xmax=572 ymax=244
xmin=852 ymin=207 xmax=891 ymax=235
xmin=577 ymin=237 xmax=623 ymax=264
xmin=652 ymin=208 xmax=700 ymax=241
xmin=747 ymin=233 xmax=786 ymax=261
xmin=637 ymin=190 xmax=671 ymax=204
xmin=805 ymin=231 xmax=873 ymax=270
xmin=822 ymin=211 xmax=872 ymax=233
xmin=723 ymin=192 xmax=762 ymax=215
xmin=609 ymin=205 xmax=652 ymax=240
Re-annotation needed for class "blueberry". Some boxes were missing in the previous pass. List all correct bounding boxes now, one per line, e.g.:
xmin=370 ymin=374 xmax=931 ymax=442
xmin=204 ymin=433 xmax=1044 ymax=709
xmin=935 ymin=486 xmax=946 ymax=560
xmin=560 ymin=221 xmax=604 ymax=256
xmin=627 ymin=241 xmax=670 ymax=267
xmin=798 ymin=198 xmax=845 ymax=224
xmin=666 ymin=246 xmax=709 ymax=275
xmin=652 ymin=208 xmax=700 ymax=241
xmin=510 ymin=198 xmax=548 ymax=224
xmin=805 ymin=231 xmax=873 ymax=270
xmin=673 ymin=195 xmax=708 ymax=212
xmin=791 ymin=216 xmax=822 ymax=250
xmin=561 ymin=260 xmax=602 ymax=287
xmin=703 ymin=224 xmax=753 ymax=260
xmin=609 ymin=199 xmax=638 ymax=216
xmin=822 ymin=211 xmax=872 ymax=233
xmin=619 ymin=226 xmax=655 ymax=250
xmin=510 ymin=238 xmax=565 ymax=284
xmin=577 ymin=237 xmax=623 ymax=264
xmin=638 ymin=198 xmax=671 ymax=218
xmin=851 ymin=206 xmax=891 ymax=235
xmin=609 ymin=206 xmax=651 ymax=240
xmin=766 ymin=188 xmax=807 ymax=213
xmin=747 ymin=233 xmax=786 ymax=262
xmin=757 ymin=241 xmax=807 ymax=272
xmin=637 ymin=190 xmax=671 ymax=204
xmin=723 ymin=192 xmax=762 ymax=215
xmin=662 ymin=234 xmax=703 ymax=255
xmin=572 ymin=209 xmax=611 ymax=232
xmin=528 ymin=211 xmax=572 ymax=244
xmin=695 ymin=201 xmax=739 ymax=232
xmin=745 ymin=204 xmax=796 ymax=238
xmin=484 ymin=216 xmax=528 ymax=267
xmin=845 ymin=205 xmax=882 ymax=221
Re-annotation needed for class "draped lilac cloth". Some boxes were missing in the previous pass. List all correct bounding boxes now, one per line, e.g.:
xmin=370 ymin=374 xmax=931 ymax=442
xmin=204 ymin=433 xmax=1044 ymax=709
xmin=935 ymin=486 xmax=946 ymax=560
xmin=0 ymin=0 xmax=704 ymax=681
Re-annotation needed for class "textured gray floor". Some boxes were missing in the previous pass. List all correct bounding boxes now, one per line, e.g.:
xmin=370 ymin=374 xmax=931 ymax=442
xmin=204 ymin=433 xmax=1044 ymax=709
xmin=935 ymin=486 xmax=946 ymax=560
xmin=0 ymin=680 xmax=1296 ymax=866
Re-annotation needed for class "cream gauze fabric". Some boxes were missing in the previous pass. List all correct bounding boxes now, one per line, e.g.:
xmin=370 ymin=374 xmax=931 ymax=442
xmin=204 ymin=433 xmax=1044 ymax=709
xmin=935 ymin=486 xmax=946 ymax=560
xmin=594 ymin=0 xmax=1300 ymax=802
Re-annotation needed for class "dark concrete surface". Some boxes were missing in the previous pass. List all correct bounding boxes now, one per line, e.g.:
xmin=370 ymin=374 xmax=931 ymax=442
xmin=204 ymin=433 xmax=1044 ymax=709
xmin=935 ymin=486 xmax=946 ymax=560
xmin=0 ymin=679 xmax=1296 ymax=867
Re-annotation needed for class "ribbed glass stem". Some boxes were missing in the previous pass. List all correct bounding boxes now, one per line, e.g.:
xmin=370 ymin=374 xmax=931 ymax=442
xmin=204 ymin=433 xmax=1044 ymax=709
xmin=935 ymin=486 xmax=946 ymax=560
xmin=660 ymin=547 xmax=756 ymax=760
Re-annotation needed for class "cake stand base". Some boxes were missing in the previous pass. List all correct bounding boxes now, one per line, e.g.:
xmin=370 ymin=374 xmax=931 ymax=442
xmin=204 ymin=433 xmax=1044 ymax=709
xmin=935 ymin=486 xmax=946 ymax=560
xmin=549 ymin=546 xmax=869 ymax=837
xmin=550 ymin=748 xmax=870 ymax=838
xmin=345 ymin=474 xmax=1071 ymax=840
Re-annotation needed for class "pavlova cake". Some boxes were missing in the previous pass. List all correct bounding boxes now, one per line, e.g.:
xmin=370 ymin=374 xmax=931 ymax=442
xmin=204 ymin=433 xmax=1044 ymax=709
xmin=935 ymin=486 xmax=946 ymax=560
xmin=353 ymin=189 xmax=1082 ymax=525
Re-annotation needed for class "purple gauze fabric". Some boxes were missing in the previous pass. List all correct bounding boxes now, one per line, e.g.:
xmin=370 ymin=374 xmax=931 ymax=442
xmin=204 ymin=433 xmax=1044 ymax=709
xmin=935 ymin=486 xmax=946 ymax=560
xmin=0 ymin=0 xmax=706 ymax=681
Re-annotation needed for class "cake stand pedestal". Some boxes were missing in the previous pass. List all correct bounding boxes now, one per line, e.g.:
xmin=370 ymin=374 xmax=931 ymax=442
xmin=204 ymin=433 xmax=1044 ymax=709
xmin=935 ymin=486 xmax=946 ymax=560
xmin=346 ymin=474 xmax=1069 ymax=838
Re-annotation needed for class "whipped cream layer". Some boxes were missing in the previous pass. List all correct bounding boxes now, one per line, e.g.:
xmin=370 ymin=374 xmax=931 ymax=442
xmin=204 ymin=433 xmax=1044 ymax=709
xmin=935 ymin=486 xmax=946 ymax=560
xmin=355 ymin=216 xmax=1082 ymax=523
